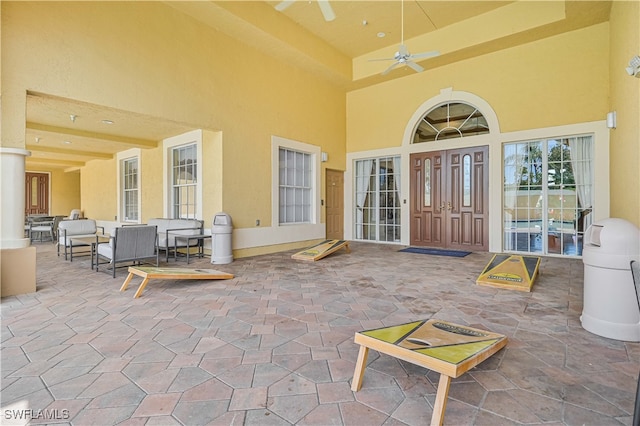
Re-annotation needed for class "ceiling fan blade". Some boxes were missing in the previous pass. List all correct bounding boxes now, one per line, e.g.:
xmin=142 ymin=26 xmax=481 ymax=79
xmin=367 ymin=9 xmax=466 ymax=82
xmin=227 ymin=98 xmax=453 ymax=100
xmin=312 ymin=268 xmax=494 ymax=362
xmin=318 ymin=0 xmax=336 ymax=21
xmin=410 ymin=50 xmax=440 ymax=60
xmin=406 ymin=61 xmax=425 ymax=73
xmin=368 ymin=57 xmax=396 ymax=62
xmin=381 ymin=62 xmax=400 ymax=76
xmin=275 ymin=0 xmax=295 ymax=12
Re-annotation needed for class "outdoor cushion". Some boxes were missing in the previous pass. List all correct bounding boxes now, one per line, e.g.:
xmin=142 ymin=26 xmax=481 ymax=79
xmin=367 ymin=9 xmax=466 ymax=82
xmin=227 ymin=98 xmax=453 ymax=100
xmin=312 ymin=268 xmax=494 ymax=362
xmin=148 ymin=218 xmax=203 ymax=247
xmin=57 ymin=219 xmax=103 ymax=260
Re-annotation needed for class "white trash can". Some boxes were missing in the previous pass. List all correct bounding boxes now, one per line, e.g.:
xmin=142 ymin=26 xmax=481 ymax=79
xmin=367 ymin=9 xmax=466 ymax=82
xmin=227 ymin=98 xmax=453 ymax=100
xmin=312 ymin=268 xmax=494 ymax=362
xmin=581 ymin=218 xmax=640 ymax=341
xmin=211 ymin=212 xmax=233 ymax=264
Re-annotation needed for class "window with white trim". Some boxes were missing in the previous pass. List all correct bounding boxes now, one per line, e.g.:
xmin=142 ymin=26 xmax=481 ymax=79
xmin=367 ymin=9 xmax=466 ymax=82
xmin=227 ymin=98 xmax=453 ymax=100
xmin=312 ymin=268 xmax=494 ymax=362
xmin=354 ymin=156 xmax=401 ymax=242
xmin=503 ymin=135 xmax=594 ymax=256
xmin=171 ymin=143 xmax=198 ymax=219
xmin=279 ymin=147 xmax=312 ymax=224
xmin=121 ymin=157 xmax=139 ymax=222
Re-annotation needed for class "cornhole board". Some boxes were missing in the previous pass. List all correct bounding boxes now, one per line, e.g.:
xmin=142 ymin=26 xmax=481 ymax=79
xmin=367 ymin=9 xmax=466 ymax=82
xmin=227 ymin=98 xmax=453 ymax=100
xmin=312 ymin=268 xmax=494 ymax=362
xmin=476 ymin=254 xmax=541 ymax=292
xmin=120 ymin=266 xmax=234 ymax=298
xmin=291 ymin=239 xmax=350 ymax=261
xmin=352 ymin=319 xmax=507 ymax=426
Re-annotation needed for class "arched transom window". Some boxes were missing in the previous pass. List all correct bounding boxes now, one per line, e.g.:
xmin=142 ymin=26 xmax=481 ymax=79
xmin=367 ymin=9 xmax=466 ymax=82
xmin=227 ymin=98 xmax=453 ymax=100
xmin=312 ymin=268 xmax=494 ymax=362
xmin=413 ymin=102 xmax=489 ymax=143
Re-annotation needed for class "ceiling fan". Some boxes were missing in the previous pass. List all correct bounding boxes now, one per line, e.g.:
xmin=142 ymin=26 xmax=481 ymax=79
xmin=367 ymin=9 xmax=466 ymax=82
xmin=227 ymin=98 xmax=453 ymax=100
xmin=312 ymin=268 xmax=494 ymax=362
xmin=275 ymin=0 xmax=336 ymax=22
xmin=370 ymin=0 xmax=440 ymax=75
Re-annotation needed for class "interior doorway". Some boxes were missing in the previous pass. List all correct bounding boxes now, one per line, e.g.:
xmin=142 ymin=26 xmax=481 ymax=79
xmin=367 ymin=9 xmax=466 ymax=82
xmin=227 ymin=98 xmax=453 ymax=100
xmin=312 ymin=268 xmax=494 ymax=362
xmin=326 ymin=169 xmax=344 ymax=240
xmin=410 ymin=146 xmax=489 ymax=251
xmin=25 ymin=172 xmax=49 ymax=215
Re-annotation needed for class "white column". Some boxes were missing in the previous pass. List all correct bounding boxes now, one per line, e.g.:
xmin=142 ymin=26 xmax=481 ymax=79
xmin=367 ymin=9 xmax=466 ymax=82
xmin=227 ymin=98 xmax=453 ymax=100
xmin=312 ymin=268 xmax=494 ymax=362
xmin=0 ymin=147 xmax=31 ymax=249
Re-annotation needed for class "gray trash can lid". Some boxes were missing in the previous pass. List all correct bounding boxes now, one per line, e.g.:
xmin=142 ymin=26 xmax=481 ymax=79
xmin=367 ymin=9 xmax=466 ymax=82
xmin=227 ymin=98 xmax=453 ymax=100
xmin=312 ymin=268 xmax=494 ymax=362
xmin=213 ymin=212 xmax=232 ymax=226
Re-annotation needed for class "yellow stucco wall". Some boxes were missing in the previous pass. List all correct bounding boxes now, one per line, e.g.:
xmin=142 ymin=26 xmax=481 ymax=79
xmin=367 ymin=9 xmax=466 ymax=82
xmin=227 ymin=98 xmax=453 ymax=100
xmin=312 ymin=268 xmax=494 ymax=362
xmin=81 ymin=159 xmax=117 ymax=220
xmin=50 ymin=169 xmax=81 ymax=217
xmin=347 ymin=23 xmax=610 ymax=153
xmin=3 ymin=2 xmax=345 ymax=235
xmin=609 ymin=0 xmax=640 ymax=227
xmin=139 ymin=146 xmax=164 ymax=223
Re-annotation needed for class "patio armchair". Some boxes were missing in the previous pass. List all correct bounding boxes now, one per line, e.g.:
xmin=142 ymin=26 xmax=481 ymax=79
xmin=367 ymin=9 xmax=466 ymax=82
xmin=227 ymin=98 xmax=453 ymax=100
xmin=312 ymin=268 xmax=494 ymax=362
xmin=96 ymin=225 xmax=159 ymax=277
xmin=57 ymin=219 xmax=105 ymax=260
xmin=148 ymin=218 xmax=204 ymax=262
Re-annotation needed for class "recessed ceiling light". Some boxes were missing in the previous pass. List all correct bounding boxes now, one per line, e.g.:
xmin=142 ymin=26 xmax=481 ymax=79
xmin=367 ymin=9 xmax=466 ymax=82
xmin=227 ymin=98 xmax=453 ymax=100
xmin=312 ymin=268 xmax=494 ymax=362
xmin=63 ymin=140 xmax=72 ymax=145
xmin=101 ymin=119 xmax=114 ymax=125
xmin=377 ymin=32 xmax=386 ymax=38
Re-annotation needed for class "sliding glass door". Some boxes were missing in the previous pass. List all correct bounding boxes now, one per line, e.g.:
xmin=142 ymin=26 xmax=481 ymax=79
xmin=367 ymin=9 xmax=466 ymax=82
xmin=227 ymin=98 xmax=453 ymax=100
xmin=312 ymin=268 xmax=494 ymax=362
xmin=503 ymin=135 xmax=593 ymax=256
xmin=354 ymin=156 xmax=401 ymax=243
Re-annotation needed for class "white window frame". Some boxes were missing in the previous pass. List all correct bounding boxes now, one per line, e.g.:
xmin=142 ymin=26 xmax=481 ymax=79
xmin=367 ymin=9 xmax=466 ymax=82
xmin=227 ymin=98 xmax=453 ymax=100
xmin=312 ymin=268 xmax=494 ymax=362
xmin=163 ymin=130 xmax=203 ymax=219
xmin=117 ymin=148 xmax=141 ymax=223
xmin=502 ymin=134 xmax=594 ymax=257
xmin=271 ymin=136 xmax=321 ymax=228
xmin=278 ymin=147 xmax=313 ymax=225
xmin=354 ymin=155 xmax=402 ymax=243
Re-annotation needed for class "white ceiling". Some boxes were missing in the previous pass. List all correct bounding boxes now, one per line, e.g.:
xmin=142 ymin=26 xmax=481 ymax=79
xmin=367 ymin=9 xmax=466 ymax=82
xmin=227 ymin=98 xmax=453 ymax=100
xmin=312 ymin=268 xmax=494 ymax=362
xmin=24 ymin=0 xmax=611 ymax=171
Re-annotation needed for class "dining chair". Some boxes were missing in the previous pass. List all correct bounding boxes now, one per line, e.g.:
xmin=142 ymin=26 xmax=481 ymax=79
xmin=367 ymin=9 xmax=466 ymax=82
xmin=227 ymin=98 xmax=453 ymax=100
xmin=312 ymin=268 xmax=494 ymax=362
xmin=29 ymin=216 xmax=55 ymax=242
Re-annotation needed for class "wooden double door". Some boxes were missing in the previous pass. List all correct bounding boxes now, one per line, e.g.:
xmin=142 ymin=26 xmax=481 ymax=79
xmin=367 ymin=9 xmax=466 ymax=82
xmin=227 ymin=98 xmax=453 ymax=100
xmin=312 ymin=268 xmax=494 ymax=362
xmin=410 ymin=146 xmax=488 ymax=251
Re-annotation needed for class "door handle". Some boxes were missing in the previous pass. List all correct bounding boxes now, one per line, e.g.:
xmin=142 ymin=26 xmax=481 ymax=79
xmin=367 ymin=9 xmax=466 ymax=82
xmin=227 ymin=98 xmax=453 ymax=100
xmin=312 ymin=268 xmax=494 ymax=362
xmin=447 ymin=201 xmax=452 ymax=211
xmin=439 ymin=203 xmax=446 ymax=211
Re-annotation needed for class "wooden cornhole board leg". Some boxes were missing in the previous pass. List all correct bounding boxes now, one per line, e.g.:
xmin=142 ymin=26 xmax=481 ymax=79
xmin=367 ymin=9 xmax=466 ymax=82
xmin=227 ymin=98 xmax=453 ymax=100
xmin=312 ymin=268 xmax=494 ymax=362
xmin=431 ymin=374 xmax=452 ymax=426
xmin=350 ymin=345 xmax=369 ymax=392
xmin=120 ymin=271 xmax=135 ymax=292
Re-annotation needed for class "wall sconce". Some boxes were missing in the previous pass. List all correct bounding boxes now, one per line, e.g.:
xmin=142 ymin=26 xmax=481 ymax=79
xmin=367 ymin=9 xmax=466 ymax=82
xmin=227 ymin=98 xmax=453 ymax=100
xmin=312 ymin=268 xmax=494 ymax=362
xmin=321 ymin=152 xmax=328 ymax=162
xmin=626 ymin=55 xmax=640 ymax=78
xmin=606 ymin=111 xmax=617 ymax=129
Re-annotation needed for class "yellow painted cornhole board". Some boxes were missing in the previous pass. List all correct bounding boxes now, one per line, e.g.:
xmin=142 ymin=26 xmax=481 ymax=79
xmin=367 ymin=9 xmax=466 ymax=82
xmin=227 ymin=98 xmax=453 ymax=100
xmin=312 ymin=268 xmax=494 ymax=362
xmin=352 ymin=319 xmax=507 ymax=426
xmin=291 ymin=239 xmax=350 ymax=261
xmin=476 ymin=254 xmax=541 ymax=292
xmin=120 ymin=266 xmax=234 ymax=298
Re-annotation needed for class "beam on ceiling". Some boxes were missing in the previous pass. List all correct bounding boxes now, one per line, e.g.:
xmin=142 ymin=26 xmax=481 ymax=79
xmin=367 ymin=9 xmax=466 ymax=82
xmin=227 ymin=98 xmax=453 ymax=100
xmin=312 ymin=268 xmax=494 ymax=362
xmin=26 ymin=122 xmax=159 ymax=148
xmin=25 ymin=145 xmax=114 ymax=159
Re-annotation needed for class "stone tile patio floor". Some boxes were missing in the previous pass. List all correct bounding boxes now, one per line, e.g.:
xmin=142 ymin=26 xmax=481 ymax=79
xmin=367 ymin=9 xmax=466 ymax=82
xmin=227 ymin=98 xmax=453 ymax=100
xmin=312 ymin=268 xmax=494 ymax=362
xmin=1 ymin=241 xmax=639 ymax=425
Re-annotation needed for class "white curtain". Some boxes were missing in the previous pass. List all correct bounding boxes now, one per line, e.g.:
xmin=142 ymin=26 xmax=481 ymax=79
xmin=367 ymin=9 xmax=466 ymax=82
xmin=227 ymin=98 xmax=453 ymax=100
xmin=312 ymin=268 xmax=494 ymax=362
xmin=503 ymin=143 xmax=529 ymax=224
xmin=568 ymin=135 xmax=593 ymax=230
xmin=393 ymin=156 xmax=401 ymax=203
xmin=355 ymin=159 xmax=374 ymax=239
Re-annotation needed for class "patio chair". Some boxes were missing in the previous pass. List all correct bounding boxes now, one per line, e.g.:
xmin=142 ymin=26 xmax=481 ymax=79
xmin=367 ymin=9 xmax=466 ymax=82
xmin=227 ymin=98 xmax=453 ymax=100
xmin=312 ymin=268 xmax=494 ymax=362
xmin=96 ymin=225 xmax=159 ymax=277
xmin=57 ymin=219 xmax=104 ymax=260
xmin=65 ymin=209 xmax=82 ymax=220
xmin=28 ymin=216 xmax=55 ymax=242
xmin=631 ymin=260 xmax=640 ymax=426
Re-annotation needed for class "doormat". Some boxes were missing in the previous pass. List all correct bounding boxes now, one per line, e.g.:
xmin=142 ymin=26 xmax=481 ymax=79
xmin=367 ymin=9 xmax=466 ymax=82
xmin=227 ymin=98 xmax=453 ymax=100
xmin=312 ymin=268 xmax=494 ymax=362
xmin=398 ymin=247 xmax=471 ymax=257
xmin=476 ymin=254 xmax=541 ymax=292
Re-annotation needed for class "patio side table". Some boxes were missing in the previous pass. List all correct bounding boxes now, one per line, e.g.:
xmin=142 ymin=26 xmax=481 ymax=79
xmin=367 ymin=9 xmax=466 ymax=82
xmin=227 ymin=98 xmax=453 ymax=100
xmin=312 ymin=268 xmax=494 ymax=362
xmin=173 ymin=234 xmax=211 ymax=264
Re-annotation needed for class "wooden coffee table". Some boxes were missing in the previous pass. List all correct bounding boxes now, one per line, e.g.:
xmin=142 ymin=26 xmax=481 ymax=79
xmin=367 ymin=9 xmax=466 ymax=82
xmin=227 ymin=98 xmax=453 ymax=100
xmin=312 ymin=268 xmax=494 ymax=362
xmin=351 ymin=319 xmax=507 ymax=426
xmin=120 ymin=266 xmax=234 ymax=298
